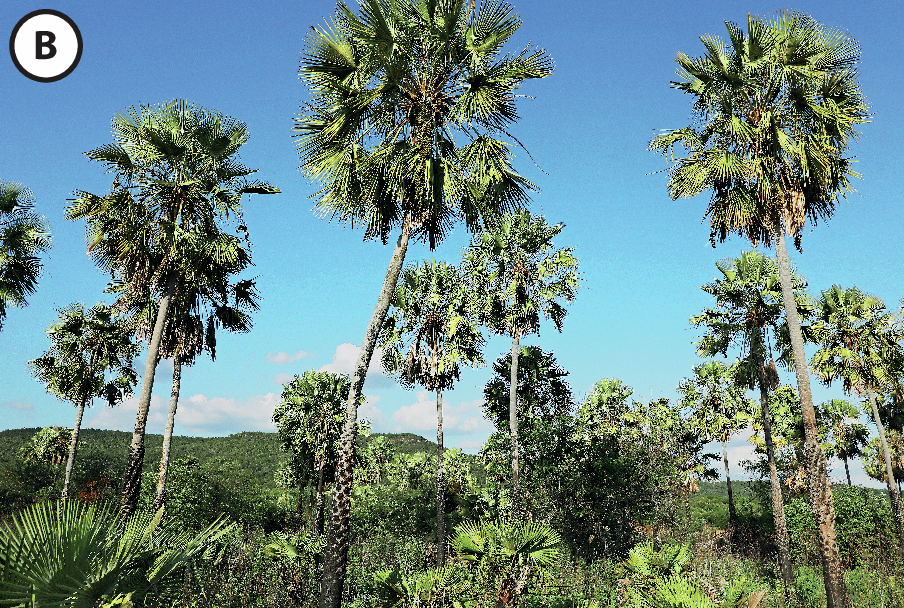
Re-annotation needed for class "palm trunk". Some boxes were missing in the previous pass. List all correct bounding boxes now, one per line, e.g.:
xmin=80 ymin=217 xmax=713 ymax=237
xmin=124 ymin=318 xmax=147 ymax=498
xmin=297 ymin=469 xmax=307 ymax=532
xmin=319 ymin=220 xmax=412 ymax=608
xmin=61 ymin=395 xmax=89 ymax=501
xmin=153 ymin=357 xmax=181 ymax=513
xmin=436 ymin=387 xmax=446 ymax=568
xmin=121 ymin=272 xmax=177 ymax=519
xmin=775 ymin=227 xmax=848 ymax=608
xmin=509 ymin=332 xmax=521 ymax=521
xmin=866 ymin=388 xmax=904 ymax=552
xmin=723 ymin=439 xmax=737 ymax=528
xmin=315 ymin=466 xmax=326 ymax=535
xmin=755 ymin=341 xmax=794 ymax=590
xmin=843 ymin=456 xmax=851 ymax=486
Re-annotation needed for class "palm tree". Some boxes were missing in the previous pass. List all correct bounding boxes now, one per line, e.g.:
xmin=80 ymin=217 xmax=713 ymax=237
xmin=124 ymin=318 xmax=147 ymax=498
xmin=482 ymin=345 xmax=574 ymax=516
xmin=296 ymin=1 xmax=552 ymax=603
xmin=821 ymin=398 xmax=869 ymax=486
xmin=273 ymin=371 xmax=351 ymax=535
xmin=113 ymin=257 xmax=259 ymax=513
xmin=0 ymin=180 xmax=51 ymax=330
xmin=809 ymin=285 xmax=904 ymax=551
xmin=690 ymin=251 xmax=804 ymax=588
xmin=379 ymin=259 xmax=484 ymax=565
xmin=651 ymin=13 xmax=869 ymax=606
xmin=66 ymin=100 xmax=278 ymax=519
xmin=462 ymin=211 xmax=579 ymax=519
xmin=677 ymin=361 xmax=750 ymax=528
xmin=28 ymin=302 xmax=139 ymax=500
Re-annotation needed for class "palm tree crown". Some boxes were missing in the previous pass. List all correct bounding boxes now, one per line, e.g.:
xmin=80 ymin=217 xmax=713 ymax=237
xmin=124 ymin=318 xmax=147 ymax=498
xmin=650 ymin=12 xmax=868 ymax=248
xmin=296 ymin=0 xmax=553 ymax=248
xmin=0 ymin=181 xmax=51 ymax=330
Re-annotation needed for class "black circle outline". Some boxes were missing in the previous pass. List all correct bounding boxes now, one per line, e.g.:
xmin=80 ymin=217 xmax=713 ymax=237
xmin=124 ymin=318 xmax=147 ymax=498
xmin=9 ymin=9 xmax=83 ymax=83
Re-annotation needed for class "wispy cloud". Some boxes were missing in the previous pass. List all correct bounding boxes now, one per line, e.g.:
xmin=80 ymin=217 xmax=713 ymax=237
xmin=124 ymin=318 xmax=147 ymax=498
xmin=266 ymin=351 xmax=315 ymax=365
xmin=1 ymin=400 xmax=34 ymax=411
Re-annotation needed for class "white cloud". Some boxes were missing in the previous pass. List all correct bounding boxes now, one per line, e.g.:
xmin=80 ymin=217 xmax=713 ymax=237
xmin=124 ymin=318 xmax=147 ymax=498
xmin=319 ymin=343 xmax=396 ymax=389
xmin=1 ymin=400 xmax=33 ymax=410
xmin=87 ymin=392 xmax=280 ymax=437
xmin=272 ymin=372 xmax=295 ymax=386
xmin=358 ymin=394 xmax=387 ymax=430
xmin=391 ymin=391 xmax=491 ymax=436
xmin=267 ymin=351 xmax=315 ymax=365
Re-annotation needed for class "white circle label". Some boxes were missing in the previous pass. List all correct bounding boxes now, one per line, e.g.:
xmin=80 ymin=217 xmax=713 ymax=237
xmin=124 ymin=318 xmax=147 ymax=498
xmin=9 ymin=10 xmax=82 ymax=82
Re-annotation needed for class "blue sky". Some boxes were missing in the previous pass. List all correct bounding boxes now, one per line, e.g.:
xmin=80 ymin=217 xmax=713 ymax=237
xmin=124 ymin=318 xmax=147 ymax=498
xmin=1 ymin=0 xmax=901 ymax=488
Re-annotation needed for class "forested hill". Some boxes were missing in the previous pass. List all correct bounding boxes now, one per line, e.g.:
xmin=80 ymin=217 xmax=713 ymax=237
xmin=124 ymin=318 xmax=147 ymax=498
xmin=0 ymin=428 xmax=436 ymax=490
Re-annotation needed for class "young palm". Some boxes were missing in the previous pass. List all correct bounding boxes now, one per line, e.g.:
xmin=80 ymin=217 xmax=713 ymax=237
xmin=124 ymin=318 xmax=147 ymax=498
xmin=821 ymin=398 xmax=869 ymax=486
xmin=273 ymin=371 xmax=352 ymax=535
xmin=66 ymin=100 xmax=278 ymax=518
xmin=0 ymin=181 xmax=51 ymax=330
xmin=677 ymin=361 xmax=751 ymax=528
xmin=28 ymin=302 xmax=138 ymax=500
xmin=379 ymin=259 xmax=484 ymax=565
xmin=809 ymin=285 xmax=904 ymax=551
xmin=651 ymin=13 xmax=869 ymax=605
xmin=690 ymin=251 xmax=805 ymax=588
xmin=462 ymin=211 xmax=579 ymax=520
xmin=296 ymin=2 xmax=551 ymax=602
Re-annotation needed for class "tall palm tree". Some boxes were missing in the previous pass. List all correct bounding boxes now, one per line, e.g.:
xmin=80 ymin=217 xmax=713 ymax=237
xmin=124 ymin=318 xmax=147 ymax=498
xmin=821 ymin=398 xmax=869 ymax=486
xmin=651 ymin=13 xmax=869 ymax=606
xmin=0 ymin=180 xmax=51 ymax=330
xmin=295 ymin=1 xmax=552 ymax=603
xmin=379 ymin=259 xmax=484 ymax=566
xmin=690 ymin=251 xmax=804 ymax=588
xmin=66 ymin=100 xmax=278 ymax=518
xmin=462 ymin=211 xmax=579 ymax=519
xmin=272 ymin=371 xmax=350 ymax=535
xmin=809 ymin=285 xmax=904 ymax=551
xmin=677 ymin=361 xmax=750 ymax=528
xmin=28 ymin=302 xmax=138 ymax=500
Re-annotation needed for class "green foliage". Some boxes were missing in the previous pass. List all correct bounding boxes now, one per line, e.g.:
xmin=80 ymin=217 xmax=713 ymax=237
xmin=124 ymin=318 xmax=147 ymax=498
xmin=0 ymin=180 xmax=52 ymax=330
xmin=138 ymin=456 xmax=289 ymax=533
xmin=374 ymin=566 xmax=465 ymax=608
xmin=0 ymin=499 xmax=232 ymax=607
xmin=18 ymin=427 xmax=71 ymax=468
xmin=784 ymin=484 xmax=897 ymax=568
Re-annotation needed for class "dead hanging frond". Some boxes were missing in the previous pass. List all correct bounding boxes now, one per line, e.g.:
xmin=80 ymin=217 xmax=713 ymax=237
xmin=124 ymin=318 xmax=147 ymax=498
xmin=763 ymin=359 xmax=780 ymax=391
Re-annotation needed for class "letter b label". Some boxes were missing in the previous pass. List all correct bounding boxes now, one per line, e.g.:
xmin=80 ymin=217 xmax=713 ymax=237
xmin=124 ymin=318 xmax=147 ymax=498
xmin=10 ymin=10 xmax=82 ymax=82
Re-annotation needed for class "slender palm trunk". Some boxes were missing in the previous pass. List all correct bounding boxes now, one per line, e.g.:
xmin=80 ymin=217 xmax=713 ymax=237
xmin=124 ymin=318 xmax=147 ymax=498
xmin=436 ymin=387 xmax=446 ymax=568
xmin=723 ymin=439 xmax=737 ymax=528
xmin=315 ymin=466 xmax=326 ymax=535
xmin=297 ymin=471 xmax=307 ymax=532
xmin=509 ymin=332 xmax=521 ymax=521
xmin=121 ymin=273 xmax=177 ymax=519
xmin=775 ymin=227 xmax=848 ymax=608
xmin=61 ymin=395 xmax=89 ymax=501
xmin=319 ymin=221 xmax=412 ymax=608
xmin=760 ymin=380 xmax=795 ymax=590
xmin=866 ymin=388 xmax=904 ymax=552
xmin=153 ymin=357 xmax=181 ymax=512
xmin=843 ymin=456 xmax=851 ymax=486
xmin=754 ymin=342 xmax=794 ymax=590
